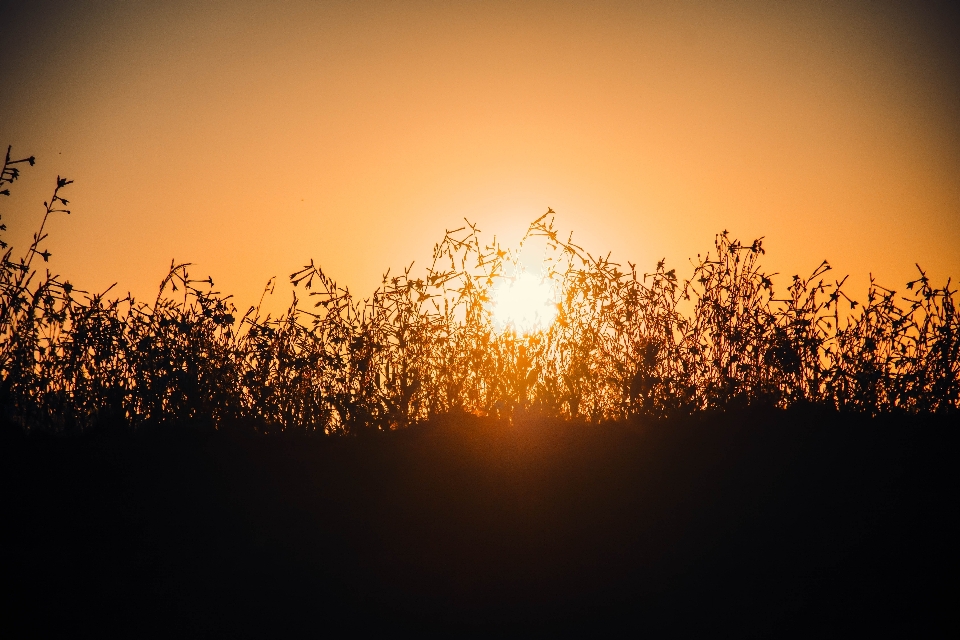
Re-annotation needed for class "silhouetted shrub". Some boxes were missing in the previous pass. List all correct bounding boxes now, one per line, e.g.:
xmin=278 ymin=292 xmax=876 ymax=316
xmin=1 ymin=148 xmax=956 ymax=434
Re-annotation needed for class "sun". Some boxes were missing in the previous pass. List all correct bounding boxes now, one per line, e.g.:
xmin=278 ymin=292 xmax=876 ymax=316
xmin=491 ymin=272 xmax=558 ymax=334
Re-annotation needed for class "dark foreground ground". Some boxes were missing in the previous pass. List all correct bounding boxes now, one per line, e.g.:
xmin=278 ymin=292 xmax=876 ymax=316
xmin=2 ymin=408 xmax=956 ymax=637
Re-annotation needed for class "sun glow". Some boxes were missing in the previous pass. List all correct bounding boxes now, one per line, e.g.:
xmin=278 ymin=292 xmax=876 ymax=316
xmin=491 ymin=272 xmax=558 ymax=334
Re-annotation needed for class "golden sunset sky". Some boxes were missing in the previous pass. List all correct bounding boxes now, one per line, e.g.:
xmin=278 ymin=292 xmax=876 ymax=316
xmin=2 ymin=1 xmax=957 ymax=314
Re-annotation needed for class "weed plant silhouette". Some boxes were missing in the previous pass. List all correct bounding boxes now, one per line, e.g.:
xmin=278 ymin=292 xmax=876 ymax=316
xmin=1 ymin=148 xmax=957 ymax=434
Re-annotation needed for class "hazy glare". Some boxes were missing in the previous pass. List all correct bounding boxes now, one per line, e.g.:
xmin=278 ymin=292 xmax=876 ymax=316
xmin=1 ymin=0 xmax=957 ymax=314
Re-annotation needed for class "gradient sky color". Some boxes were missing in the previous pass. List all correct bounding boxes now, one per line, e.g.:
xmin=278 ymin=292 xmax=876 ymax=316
xmin=2 ymin=0 xmax=958 ymax=315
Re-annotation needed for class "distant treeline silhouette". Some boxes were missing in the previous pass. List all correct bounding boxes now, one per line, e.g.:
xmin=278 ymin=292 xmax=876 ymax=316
xmin=1 ymin=148 xmax=957 ymax=434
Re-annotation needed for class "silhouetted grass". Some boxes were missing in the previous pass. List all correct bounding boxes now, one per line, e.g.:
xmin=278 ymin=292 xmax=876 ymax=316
xmin=1 ymin=148 xmax=957 ymax=434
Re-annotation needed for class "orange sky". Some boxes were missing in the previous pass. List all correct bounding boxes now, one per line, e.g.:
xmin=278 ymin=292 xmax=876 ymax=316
xmin=2 ymin=1 xmax=958 ymax=315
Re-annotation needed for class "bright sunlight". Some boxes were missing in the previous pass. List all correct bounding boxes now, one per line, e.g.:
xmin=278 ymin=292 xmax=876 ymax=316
xmin=491 ymin=272 xmax=558 ymax=334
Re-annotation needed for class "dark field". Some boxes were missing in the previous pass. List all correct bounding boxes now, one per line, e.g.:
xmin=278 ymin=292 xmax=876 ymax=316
xmin=3 ymin=410 xmax=955 ymax=637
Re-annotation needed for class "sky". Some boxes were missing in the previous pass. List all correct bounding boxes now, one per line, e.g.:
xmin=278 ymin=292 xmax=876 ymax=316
xmin=1 ymin=0 xmax=958 ymax=316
